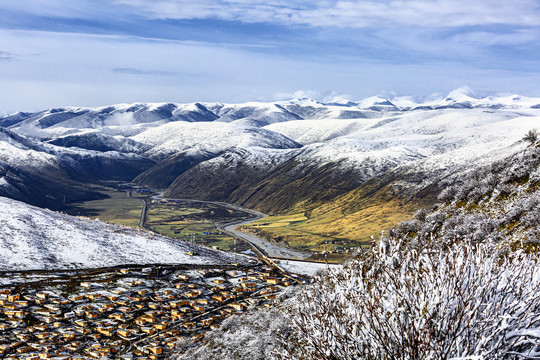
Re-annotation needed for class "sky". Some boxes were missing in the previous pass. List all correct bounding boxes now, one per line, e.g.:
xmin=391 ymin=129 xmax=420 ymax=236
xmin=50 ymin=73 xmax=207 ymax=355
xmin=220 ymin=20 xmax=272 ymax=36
xmin=1 ymin=0 xmax=540 ymax=113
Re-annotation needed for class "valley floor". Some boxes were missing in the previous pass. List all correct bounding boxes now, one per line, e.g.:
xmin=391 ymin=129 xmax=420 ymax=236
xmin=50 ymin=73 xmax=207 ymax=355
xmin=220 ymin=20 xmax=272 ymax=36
xmin=67 ymin=183 xmax=325 ymax=261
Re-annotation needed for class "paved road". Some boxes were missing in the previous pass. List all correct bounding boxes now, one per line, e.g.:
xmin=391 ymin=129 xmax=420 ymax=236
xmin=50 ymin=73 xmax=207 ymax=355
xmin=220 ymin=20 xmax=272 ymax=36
xmin=222 ymin=220 xmax=310 ymax=260
xmin=154 ymin=196 xmax=311 ymax=260
xmin=139 ymin=199 xmax=147 ymax=229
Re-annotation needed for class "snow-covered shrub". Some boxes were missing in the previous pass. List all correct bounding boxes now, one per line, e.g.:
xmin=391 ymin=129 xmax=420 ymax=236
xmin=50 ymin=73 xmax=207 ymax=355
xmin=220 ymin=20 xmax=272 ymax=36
xmin=503 ymin=162 xmax=530 ymax=183
xmin=398 ymin=219 xmax=423 ymax=234
xmin=456 ymin=178 xmax=480 ymax=202
xmin=413 ymin=208 xmax=428 ymax=222
xmin=425 ymin=210 xmax=446 ymax=226
xmin=277 ymin=239 xmax=540 ymax=360
xmin=466 ymin=185 xmax=485 ymax=203
xmin=525 ymin=229 xmax=540 ymax=245
xmin=523 ymin=129 xmax=539 ymax=144
xmin=530 ymin=167 xmax=540 ymax=187
xmin=483 ymin=173 xmax=499 ymax=190
xmin=437 ymin=185 xmax=457 ymax=203
xmin=522 ymin=210 xmax=540 ymax=229
xmin=176 ymin=308 xmax=291 ymax=360
xmin=495 ymin=183 xmax=512 ymax=197
xmin=489 ymin=159 xmax=507 ymax=174
xmin=175 ymin=286 xmax=299 ymax=360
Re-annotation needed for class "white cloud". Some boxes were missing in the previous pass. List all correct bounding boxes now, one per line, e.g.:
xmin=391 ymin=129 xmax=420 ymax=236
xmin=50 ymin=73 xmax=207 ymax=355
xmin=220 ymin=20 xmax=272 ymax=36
xmin=1 ymin=0 xmax=108 ymax=19
xmin=114 ymin=0 xmax=540 ymax=28
xmin=451 ymin=29 xmax=540 ymax=46
xmin=108 ymin=112 xmax=136 ymax=127
xmin=273 ymin=89 xmax=355 ymax=103
xmin=322 ymin=91 xmax=355 ymax=104
xmin=1 ymin=28 xmax=540 ymax=114
xmin=0 ymin=51 xmax=14 ymax=61
xmin=112 ymin=67 xmax=178 ymax=76
xmin=10 ymin=0 xmax=538 ymax=30
xmin=273 ymin=89 xmax=322 ymax=100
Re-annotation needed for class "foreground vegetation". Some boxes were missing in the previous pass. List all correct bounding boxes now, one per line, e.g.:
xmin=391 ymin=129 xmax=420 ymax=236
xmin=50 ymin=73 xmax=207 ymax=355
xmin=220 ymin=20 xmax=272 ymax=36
xmin=174 ymin=237 xmax=540 ymax=360
xmin=280 ymin=238 xmax=540 ymax=360
xmin=179 ymin=138 xmax=540 ymax=359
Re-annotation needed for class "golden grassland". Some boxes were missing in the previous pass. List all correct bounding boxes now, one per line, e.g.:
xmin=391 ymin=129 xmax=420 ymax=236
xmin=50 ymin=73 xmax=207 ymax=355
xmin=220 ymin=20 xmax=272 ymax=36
xmin=244 ymin=180 xmax=430 ymax=254
xmin=65 ymin=178 xmax=434 ymax=261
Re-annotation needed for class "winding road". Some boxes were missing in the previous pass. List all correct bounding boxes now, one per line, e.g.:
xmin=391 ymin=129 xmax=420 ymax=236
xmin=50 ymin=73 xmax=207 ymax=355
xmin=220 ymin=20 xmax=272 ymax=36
xmin=221 ymin=218 xmax=310 ymax=260
xmin=144 ymin=195 xmax=310 ymax=260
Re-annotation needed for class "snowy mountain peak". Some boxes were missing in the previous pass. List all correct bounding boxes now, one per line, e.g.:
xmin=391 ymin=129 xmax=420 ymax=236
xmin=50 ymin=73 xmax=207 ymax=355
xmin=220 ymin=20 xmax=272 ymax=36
xmin=355 ymin=96 xmax=397 ymax=110
xmin=3 ymin=89 xmax=540 ymax=136
xmin=444 ymin=86 xmax=478 ymax=101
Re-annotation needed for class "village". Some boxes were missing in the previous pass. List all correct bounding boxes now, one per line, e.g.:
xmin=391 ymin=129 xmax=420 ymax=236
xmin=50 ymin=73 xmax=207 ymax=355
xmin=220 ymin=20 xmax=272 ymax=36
xmin=0 ymin=263 xmax=300 ymax=359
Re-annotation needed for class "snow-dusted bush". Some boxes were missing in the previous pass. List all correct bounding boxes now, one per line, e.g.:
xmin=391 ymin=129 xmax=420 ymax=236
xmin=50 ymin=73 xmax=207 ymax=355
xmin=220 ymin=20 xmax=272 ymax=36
xmin=502 ymin=162 xmax=530 ymax=183
xmin=530 ymin=167 xmax=540 ymax=187
xmin=398 ymin=218 xmax=423 ymax=234
xmin=175 ymin=308 xmax=291 ymax=360
xmin=175 ymin=286 xmax=299 ymax=360
xmin=413 ymin=208 xmax=428 ymax=222
xmin=523 ymin=129 xmax=539 ymax=144
xmin=437 ymin=184 xmax=458 ymax=203
xmin=425 ymin=211 xmax=446 ymax=227
xmin=483 ymin=173 xmax=499 ymax=190
xmin=277 ymin=238 xmax=540 ymax=360
xmin=398 ymin=142 xmax=540 ymax=246
xmin=526 ymin=229 xmax=540 ymax=245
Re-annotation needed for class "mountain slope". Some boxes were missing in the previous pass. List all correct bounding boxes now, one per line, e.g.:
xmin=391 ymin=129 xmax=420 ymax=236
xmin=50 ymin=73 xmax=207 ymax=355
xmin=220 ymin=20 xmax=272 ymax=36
xmin=131 ymin=121 xmax=301 ymax=160
xmin=397 ymin=139 xmax=540 ymax=249
xmin=0 ymin=196 xmax=243 ymax=271
xmin=165 ymin=107 xmax=536 ymax=214
xmin=2 ymin=90 xmax=540 ymax=249
xmin=0 ymin=127 xmax=154 ymax=209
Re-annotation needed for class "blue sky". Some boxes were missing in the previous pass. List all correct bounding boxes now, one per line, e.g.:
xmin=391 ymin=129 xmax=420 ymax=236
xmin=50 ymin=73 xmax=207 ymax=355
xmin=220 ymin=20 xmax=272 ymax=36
xmin=1 ymin=0 xmax=540 ymax=113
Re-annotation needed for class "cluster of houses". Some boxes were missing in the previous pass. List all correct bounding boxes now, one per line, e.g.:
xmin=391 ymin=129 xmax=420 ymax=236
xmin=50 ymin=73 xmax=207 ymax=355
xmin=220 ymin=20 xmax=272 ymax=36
xmin=0 ymin=265 xmax=295 ymax=359
xmin=116 ymin=184 xmax=151 ymax=198
xmin=318 ymin=240 xmax=359 ymax=254
xmin=149 ymin=199 xmax=182 ymax=206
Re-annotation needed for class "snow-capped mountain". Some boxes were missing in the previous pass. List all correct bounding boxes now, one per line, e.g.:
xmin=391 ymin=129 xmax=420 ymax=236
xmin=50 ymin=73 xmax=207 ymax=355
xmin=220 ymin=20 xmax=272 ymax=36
xmin=1 ymin=89 xmax=539 ymax=215
xmin=131 ymin=121 xmax=301 ymax=160
xmin=0 ymin=196 xmax=243 ymax=271
xmin=0 ymin=126 xmax=154 ymax=210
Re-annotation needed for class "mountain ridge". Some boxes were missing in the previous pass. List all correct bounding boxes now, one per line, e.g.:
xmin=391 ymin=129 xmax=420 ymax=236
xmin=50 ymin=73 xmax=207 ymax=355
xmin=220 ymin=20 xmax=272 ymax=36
xmin=1 ymin=90 xmax=539 ymax=249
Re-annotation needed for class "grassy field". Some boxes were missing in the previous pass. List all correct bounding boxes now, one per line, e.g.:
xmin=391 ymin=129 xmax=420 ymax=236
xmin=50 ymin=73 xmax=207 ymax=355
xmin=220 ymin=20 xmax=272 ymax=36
xmin=66 ymin=185 xmax=253 ymax=253
xmin=65 ymin=185 xmax=146 ymax=227
xmin=243 ymin=179 xmax=430 ymax=255
xmin=145 ymin=202 xmax=252 ymax=252
xmin=64 ymin=177 xmax=430 ymax=263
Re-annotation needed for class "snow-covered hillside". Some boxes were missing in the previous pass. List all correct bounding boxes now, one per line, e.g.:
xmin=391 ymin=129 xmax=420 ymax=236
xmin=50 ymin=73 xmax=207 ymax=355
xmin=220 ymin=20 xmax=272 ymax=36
xmin=397 ymin=139 xmax=540 ymax=247
xmin=132 ymin=121 xmax=300 ymax=159
xmin=2 ymin=88 xmax=540 ymax=212
xmin=0 ymin=126 xmax=154 ymax=210
xmin=285 ymin=108 xmax=538 ymax=176
xmin=0 ymin=196 xmax=243 ymax=271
